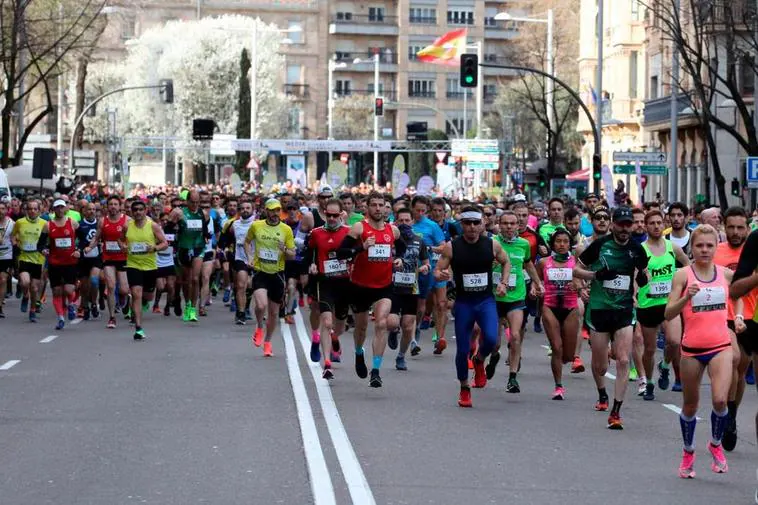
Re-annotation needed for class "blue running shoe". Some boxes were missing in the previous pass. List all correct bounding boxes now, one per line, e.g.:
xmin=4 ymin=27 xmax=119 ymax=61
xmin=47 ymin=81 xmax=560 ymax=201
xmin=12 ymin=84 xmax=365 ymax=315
xmin=29 ymin=311 xmax=37 ymax=323
xmin=230 ymin=300 xmax=237 ymax=313
xmin=67 ymin=304 xmax=77 ymax=321
xmin=657 ymin=361 xmax=670 ymax=390
xmin=747 ymin=362 xmax=755 ymax=385
xmin=656 ymin=331 xmax=665 ymax=350
xmin=672 ymin=381 xmax=682 ymax=392
xmin=55 ymin=318 xmax=64 ymax=330
xmin=223 ymin=288 xmax=231 ymax=304
xmin=20 ymin=297 xmax=28 ymax=313
xmin=396 ymin=355 xmax=407 ymax=371
xmin=419 ymin=315 xmax=431 ymax=330
xmin=310 ymin=341 xmax=321 ymax=363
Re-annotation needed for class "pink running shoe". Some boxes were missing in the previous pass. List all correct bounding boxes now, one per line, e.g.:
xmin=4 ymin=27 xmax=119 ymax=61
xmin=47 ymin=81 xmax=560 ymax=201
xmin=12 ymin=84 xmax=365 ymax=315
xmin=707 ymin=442 xmax=728 ymax=473
xmin=552 ymin=386 xmax=565 ymax=400
xmin=678 ymin=450 xmax=696 ymax=479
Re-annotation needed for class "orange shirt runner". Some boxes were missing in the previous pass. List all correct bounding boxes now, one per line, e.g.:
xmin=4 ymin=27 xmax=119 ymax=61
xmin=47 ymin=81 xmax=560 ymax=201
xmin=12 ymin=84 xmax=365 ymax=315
xmin=714 ymin=242 xmax=757 ymax=320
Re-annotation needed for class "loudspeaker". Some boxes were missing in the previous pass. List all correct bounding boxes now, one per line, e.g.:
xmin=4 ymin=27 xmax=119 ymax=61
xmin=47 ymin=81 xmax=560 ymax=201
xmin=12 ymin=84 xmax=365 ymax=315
xmin=192 ymin=118 xmax=215 ymax=140
xmin=33 ymin=148 xmax=56 ymax=180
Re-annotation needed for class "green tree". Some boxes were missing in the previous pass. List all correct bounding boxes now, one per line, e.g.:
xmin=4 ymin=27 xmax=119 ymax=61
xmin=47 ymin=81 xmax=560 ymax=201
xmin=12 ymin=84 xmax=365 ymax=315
xmin=235 ymin=48 xmax=251 ymax=174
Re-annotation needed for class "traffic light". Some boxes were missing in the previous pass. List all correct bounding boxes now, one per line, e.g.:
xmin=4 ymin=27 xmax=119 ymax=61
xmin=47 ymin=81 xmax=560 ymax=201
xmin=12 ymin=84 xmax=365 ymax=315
xmin=374 ymin=96 xmax=384 ymax=117
xmin=460 ymin=54 xmax=478 ymax=88
xmin=192 ymin=118 xmax=215 ymax=140
xmin=160 ymin=79 xmax=174 ymax=104
xmin=537 ymin=169 xmax=547 ymax=189
xmin=592 ymin=153 xmax=602 ymax=181
xmin=731 ymin=177 xmax=740 ymax=197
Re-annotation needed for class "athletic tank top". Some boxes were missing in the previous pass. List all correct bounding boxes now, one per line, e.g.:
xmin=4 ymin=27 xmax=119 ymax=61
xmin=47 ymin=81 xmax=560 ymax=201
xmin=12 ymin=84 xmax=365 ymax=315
xmin=543 ymin=255 xmax=578 ymax=309
xmin=637 ymin=240 xmax=676 ymax=309
xmin=350 ymin=221 xmax=394 ymax=288
xmin=178 ymin=207 xmax=205 ymax=250
xmin=78 ymin=218 xmax=100 ymax=258
xmin=48 ymin=218 xmax=77 ymax=266
xmin=292 ymin=221 xmax=308 ymax=261
xmin=666 ymin=231 xmax=691 ymax=265
xmin=313 ymin=209 xmax=326 ymax=229
xmin=0 ymin=218 xmax=13 ymax=261
xmin=451 ymin=235 xmax=494 ymax=301
xmin=680 ymin=265 xmax=731 ymax=356
xmin=157 ymin=222 xmax=177 ymax=269
xmin=102 ymin=215 xmax=127 ymax=262
xmin=125 ymin=219 xmax=157 ymax=271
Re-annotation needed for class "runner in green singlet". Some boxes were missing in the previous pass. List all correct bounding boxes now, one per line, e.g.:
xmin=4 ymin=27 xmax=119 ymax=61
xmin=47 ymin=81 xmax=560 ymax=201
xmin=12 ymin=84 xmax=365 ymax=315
xmin=170 ymin=190 xmax=209 ymax=322
xmin=536 ymin=198 xmax=566 ymax=256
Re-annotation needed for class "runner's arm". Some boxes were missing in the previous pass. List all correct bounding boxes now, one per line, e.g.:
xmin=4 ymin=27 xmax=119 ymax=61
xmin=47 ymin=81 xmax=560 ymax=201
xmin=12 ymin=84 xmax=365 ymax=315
xmin=673 ymin=244 xmax=690 ymax=267
xmin=664 ymin=269 xmax=690 ymax=321
xmin=730 ymin=231 xmax=758 ymax=298
xmin=433 ymin=242 xmax=453 ymax=281
xmin=283 ymin=227 xmax=296 ymax=261
xmin=152 ymin=222 xmax=168 ymax=252
xmin=336 ymin=222 xmax=363 ymax=260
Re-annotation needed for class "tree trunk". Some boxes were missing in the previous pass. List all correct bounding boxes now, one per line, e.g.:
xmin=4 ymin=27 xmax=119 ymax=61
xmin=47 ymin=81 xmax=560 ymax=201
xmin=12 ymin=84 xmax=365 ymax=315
xmin=73 ymin=58 xmax=88 ymax=150
xmin=703 ymin=125 xmax=728 ymax=210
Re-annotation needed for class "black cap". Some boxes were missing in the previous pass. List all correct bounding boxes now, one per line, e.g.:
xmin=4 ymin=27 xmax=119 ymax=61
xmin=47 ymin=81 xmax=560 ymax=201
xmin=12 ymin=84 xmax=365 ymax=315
xmin=612 ymin=206 xmax=634 ymax=223
xmin=592 ymin=205 xmax=610 ymax=217
xmin=584 ymin=192 xmax=599 ymax=200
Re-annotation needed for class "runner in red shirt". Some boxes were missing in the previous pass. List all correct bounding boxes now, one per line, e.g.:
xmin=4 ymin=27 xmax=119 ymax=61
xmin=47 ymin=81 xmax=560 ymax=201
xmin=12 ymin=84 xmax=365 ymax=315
xmin=42 ymin=200 xmax=80 ymax=330
xmin=338 ymin=191 xmax=404 ymax=388
xmin=87 ymin=196 xmax=130 ymax=329
xmin=305 ymin=198 xmax=351 ymax=380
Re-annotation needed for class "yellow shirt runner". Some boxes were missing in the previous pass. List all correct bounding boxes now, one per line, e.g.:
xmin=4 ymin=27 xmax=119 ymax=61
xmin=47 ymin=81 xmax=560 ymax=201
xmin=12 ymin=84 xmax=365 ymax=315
xmin=245 ymin=220 xmax=295 ymax=274
xmin=13 ymin=217 xmax=47 ymax=265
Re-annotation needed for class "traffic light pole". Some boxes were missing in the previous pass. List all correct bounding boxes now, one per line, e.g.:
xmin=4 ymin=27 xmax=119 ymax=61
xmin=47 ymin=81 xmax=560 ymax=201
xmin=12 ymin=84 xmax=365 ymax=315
xmin=479 ymin=63 xmax=601 ymax=190
xmin=67 ymin=83 xmax=171 ymax=176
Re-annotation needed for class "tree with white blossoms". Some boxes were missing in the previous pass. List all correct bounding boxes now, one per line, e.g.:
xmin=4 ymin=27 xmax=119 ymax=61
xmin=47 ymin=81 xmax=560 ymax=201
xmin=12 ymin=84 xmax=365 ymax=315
xmin=75 ymin=15 xmax=290 ymax=168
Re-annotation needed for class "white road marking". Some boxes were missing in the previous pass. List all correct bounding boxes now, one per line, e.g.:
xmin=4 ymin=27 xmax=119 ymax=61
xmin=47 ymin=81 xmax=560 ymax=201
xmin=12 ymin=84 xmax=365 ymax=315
xmin=663 ymin=403 xmax=702 ymax=420
xmin=280 ymin=321 xmax=336 ymax=505
xmin=0 ymin=360 xmax=21 ymax=370
xmin=294 ymin=311 xmax=377 ymax=505
xmin=70 ymin=318 xmax=82 ymax=325
xmin=540 ymin=345 xmax=551 ymax=350
xmin=40 ymin=335 xmax=58 ymax=343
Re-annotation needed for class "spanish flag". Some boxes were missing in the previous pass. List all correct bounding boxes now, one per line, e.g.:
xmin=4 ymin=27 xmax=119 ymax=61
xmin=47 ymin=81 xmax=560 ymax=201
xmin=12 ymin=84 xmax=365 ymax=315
xmin=416 ymin=28 xmax=467 ymax=66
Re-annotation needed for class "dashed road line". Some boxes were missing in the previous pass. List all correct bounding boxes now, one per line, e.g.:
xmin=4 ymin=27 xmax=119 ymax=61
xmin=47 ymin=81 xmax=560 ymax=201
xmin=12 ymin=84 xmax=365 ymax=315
xmin=40 ymin=335 xmax=58 ymax=344
xmin=663 ymin=403 xmax=702 ymax=420
xmin=0 ymin=360 xmax=21 ymax=370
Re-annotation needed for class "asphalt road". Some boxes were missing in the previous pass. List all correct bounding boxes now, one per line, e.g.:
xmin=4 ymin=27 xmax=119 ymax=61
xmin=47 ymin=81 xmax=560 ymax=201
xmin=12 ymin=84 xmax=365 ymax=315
xmin=0 ymin=292 xmax=755 ymax=505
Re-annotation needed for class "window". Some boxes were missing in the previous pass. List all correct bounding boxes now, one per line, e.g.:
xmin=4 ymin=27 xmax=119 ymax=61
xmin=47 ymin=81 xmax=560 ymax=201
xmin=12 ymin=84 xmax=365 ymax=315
xmin=335 ymin=51 xmax=351 ymax=61
xmin=447 ymin=10 xmax=474 ymax=25
xmin=288 ymin=107 xmax=302 ymax=137
xmin=649 ymin=76 xmax=659 ymax=99
xmin=368 ymin=82 xmax=385 ymax=95
xmin=369 ymin=7 xmax=385 ymax=22
xmin=629 ymin=51 xmax=638 ymax=98
xmin=336 ymin=80 xmax=352 ymax=96
xmin=408 ymin=44 xmax=425 ymax=61
xmin=336 ymin=12 xmax=353 ymax=20
xmin=408 ymin=79 xmax=436 ymax=98
xmin=631 ymin=0 xmax=640 ymax=21
xmin=121 ymin=16 xmax=136 ymax=40
xmin=286 ymin=65 xmax=302 ymax=85
xmin=287 ymin=21 xmax=303 ymax=44
xmin=410 ymin=7 xmax=436 ymax=24
xmin=741 ymin=55 xmax=755 ymax=95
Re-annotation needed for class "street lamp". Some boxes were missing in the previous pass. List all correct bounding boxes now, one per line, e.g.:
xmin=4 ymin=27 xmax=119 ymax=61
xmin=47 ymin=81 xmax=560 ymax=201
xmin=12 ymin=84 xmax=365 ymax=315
xmin=352 ymin=54 xmax=381 ymax=186
xmin=327 ymin=59 xmax=347 ymax=140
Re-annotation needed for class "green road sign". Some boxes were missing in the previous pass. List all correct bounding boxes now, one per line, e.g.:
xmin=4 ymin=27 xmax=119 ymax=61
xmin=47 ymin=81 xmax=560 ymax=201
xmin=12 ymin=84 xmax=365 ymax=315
xmin=613 ymin=164 xmax=667 ymax=175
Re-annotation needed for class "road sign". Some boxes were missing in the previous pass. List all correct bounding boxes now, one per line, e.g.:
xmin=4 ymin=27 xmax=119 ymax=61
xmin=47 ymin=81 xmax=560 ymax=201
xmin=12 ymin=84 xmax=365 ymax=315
xmin=747 ymin=157 xmax=758 ymax=188
xmin=612 ymin=151 xmax=667 ymax=163
xmin=613 ymin=164 xmax=667 ymax=175
xmin=451 ymin=139 xmax=499 ymax=170
xmin=73 ymin=150 xmax=97 ymax=177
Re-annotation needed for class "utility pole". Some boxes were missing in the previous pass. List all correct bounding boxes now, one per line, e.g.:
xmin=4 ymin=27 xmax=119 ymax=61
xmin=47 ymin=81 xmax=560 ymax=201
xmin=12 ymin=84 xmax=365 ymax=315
xmin=594 ymin=0 xmax=603 ymax=195
xmin=669 ymin=0 xmax=680 ymax=203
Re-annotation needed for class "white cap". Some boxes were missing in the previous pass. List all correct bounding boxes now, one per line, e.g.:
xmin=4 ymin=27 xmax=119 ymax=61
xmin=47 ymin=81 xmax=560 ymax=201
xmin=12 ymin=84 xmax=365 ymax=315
xmin=52 ymin=199 xmax=66 ymax=208
xmin=319 ymin=185 xmax=334 ymax=196
xmin=512 ymin=194 xmax=527 ymax=203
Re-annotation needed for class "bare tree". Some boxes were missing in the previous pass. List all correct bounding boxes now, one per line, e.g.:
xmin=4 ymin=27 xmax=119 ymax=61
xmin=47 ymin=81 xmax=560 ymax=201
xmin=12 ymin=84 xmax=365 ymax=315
xmin=0 ymin=0 xmax=106 ymax=168
xmin=332 ymin=95 xmax=373 ymax=140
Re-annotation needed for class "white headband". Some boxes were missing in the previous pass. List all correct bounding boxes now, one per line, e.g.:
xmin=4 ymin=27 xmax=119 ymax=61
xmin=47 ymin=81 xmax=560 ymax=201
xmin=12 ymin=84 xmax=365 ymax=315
xmin=459 ymin=211 xmax=482 ymax=221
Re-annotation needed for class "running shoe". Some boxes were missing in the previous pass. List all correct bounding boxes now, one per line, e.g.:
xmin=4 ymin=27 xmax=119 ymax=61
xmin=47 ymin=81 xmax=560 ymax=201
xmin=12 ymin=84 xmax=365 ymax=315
xmin=431 ymin=332 xmax=438 ymax=344
xmin=472 ymin=357 xmax=487 ymax=388
xmin=468 ymin=358 xmax=474 ymax=370
xmin=174 ymin=301 xmax=183 ymax=317
xmin=506 ymin=377 xmax=520 ymax=393
xmin=410 ymin=342 xmax=421 ymax=356
xmin=330 ymin=351 xmax=341 ymax=363
xmin=331 ymin=335 xmax=341 ymax=354
xmin=629 ymin=365 xmax=639 ymax=381
xmin=152 ymin=305 xmax=162 ymax=314
xmin=485 ymin=351 xmax=500 ymax=380
xmin=76 ymin=306 xmax=85 ymax=319
xmin=672 ymin=381 xmax=683 ymax=392
xmin=310 ymin=341 xmax=321 ymax=363
xmin=235 ymin=314 xmax=246 ymax=325
xmin=0 ymin=306 xmax=5 ymax=319
xmin=284 ymin=314 xmax=295 ymax=325
xmin=189 ymin=307 xmax=199 ymax=322
xmin=395 ymin=355 xmax=407 ymax=371
xmin=458 ymin=386 xmax=472 ymax=408
xmin=55 ymin=318 xmax=65 ymax=330
xmin=637 ymin=378 xmax=647 ymax=396
xmin=678 ymin=450 xmax=696 ymax=479
xmin=722 ymin=416 xmax=737 ymax=452
xmin=388 ymin=330 xmax=399 ymax=350
xmin=369 ymin=368 xmax=382 ymax=388
xmin=164 ymin=304 xmax=171 ymax=317
xmin=107 ymin=317 xmax=116 ymax=329
xmin=29 ymin=311 xmax=37 ymax=323
xmin=570 ymin=355 xmax=585 ymax=374
xmin=263 ymin=342 xmax=273 ymax=357
xmin=211 ymin=284 xmax=218 ymax=297
xmin=657 ymin=361 xmax=670 ymax=390
xmin=133 ymin=328 xmax=146 ymax=341
xmin=223 ymin=288 xmax=231 ymax=305
xmin=253 ymin=328 xmax=264 ymax=347
xmin=142 ymin=301 xmax=150 ymax=313
xmin=707 ymin=442 xmax=728 ymax=473
xmin=433 ymin=337 xmax=447 ymax=355
xmin=594 ymin=397 xmax=609 ymax=411
xmin=82 ymin=307 xmax=90 ymax=321
xmin=607 ymin=412 xmax=623 ymax=430
xmin=198 ymin=307 xmax=207 ymax=317
xmin=35 ymin=300 xmax=43 ymax=313
xmin=98 ymin=297 xmax=105 ymax=311
xmin=299 ymin=296 xmax=305 ymax=308
xmin=419 ymin=315 xmax=431 ymax=330
xmin=20 ymin=296 xmax=28 ymax=313
xmin=746 ymin=362 xmax=755 ymax=385
xmin=354 ymin=354 xmax=368 ymax=379
xmin=90 ymin=304 xmax=100 ymax=320
xmin=552 ymin=386 xmax=565 ymax=400
xmin=643 ymin=383 xmax=655 ymax=401
xmin=533 ymin=319 xmax=542 ymax=333
xmin=322 ymin=366 xmax=334 ymax=381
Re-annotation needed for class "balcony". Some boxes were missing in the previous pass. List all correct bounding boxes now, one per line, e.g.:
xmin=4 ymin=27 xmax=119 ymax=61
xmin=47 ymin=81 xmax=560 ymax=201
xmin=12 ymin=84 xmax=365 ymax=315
xmin=333 ymin=50 xmax=398 ymax=72
xmin=336 ymin=89 xmax=398 ymax=101
xmin=642 ymin=94 xmax=699 ymax=130
xmin=409 ymin=90 xmax=436 ymax=99
xmin=409 ymin=15 xmax=437 ymax=24
xmin=284 ymin=84 xmax=309 ymax=99
xmin=446 ymin=91 xmax=473 ymax=99
xmin=329 ymin=14 xmax=399 ymax=36
xmin=484 ymin=21 xmax=520 ymax=40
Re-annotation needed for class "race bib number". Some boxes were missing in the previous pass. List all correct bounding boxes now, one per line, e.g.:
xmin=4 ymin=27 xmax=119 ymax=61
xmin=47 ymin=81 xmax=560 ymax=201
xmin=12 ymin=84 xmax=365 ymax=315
xmin=105 ymin=241 xmax=121 ymax=252
xmin=462 ymin=273 xmax=488 ymax=291
xmin=164 ymin=234 xmax=175 ymax=243
xmin=508 ymin=273 xmax=518 ymax=288
xmin=84 ymin=245 xmax=99 ymax=258
xmin=130 ymin=242 xmax=148 ymax=254
xmin=393 ymin=271 xmax=416 ymax=286
xmin=186 ymin=219 xmax=202 ymax=230
xmin=22 ymin=242 xmax=36 ymax=252
xmin=258 ymin=248 xmax=278 ymax=262
xmin=547 ymin=268 xmax=572 ymax=283
xmin=368 ymin=244 xmax=391 ymax=261
xmin=602 ymin=275 xmax=630 ymax=292
xmin=323 ymin=259 xmax=347 ymax=275
xmin=492 ymin=271 xmax=502 ymax=285
xmin=54 ymin=238 xmax=72 ymax=249
xmin=431 ymin=252 xmax=442 ymax=262
xmin=649 ymin=280 xmax=672 ymax=298
xmin=691 ymin=287 xmax=727 ymax=313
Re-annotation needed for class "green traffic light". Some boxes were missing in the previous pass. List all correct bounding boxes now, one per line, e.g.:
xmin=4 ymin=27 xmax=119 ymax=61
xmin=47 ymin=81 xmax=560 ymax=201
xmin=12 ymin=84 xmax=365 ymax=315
xmin=464 ymin=75 xmax=474 ymax=84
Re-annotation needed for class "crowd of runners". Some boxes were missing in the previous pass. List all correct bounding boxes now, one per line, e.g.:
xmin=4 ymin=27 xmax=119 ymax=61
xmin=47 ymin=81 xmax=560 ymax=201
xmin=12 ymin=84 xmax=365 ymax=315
xmin=1 ymin=185 xmax=757 ymax=480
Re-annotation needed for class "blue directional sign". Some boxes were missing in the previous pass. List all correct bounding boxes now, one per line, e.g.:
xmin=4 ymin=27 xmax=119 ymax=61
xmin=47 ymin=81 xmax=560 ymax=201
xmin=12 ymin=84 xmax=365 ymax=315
xmin=748 ymin=157 xmax=758 ymax=188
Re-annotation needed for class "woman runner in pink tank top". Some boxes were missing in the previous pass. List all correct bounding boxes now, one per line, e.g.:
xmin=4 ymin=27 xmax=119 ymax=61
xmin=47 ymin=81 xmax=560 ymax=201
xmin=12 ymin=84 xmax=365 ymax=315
xmin=537 ymin=229 xmax=581 ymax=400
xmin=665 ymin=224 xmax=743 ymax=479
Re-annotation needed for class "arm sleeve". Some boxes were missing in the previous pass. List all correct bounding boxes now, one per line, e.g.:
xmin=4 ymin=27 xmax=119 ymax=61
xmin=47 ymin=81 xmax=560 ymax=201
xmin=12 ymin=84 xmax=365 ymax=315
xmin=734 ymin=231 xmax=758 ymax=281
xmin=218 ymin=223 xmax=234 ymax=249
xmin=419 ymin=242 xmax=429 ymax=261
xmin=301 ymin=233 xmax=315 ymax=267
xmin=37 ymin=232 xmax=49 ymax=251
xmin=634 ymin=243 xmax=649 ymax=271
xmin=337 ymin=235 xmax=361 ymax=260
xmin=578 ymin=237 xmax=601 ymax=266
xmin=394 ymin=235 xmax=407 ymax=258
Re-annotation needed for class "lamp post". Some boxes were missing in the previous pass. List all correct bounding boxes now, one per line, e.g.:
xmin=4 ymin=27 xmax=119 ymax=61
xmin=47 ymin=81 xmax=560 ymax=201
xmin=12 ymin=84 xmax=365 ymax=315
xmin=350 ymin=54 xmax=381 ymax=186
